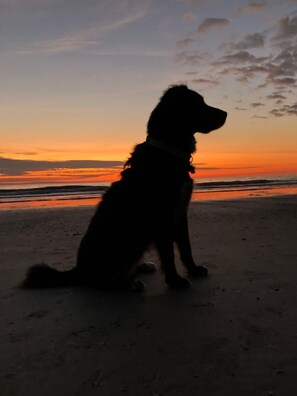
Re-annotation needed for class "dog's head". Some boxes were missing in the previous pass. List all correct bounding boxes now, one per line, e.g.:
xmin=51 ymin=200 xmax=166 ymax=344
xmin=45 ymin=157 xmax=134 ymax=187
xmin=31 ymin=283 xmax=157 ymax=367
xmin=147 ymin=85 xmax=227 ymax=138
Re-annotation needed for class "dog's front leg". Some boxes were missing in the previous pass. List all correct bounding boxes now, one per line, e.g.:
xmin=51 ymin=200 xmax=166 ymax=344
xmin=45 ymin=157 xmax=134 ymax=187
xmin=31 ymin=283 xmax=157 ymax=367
xmin=175 ymin=215 xmax=208 ymax=278
xmin=155 ymin=237 xmax=190 ymax=288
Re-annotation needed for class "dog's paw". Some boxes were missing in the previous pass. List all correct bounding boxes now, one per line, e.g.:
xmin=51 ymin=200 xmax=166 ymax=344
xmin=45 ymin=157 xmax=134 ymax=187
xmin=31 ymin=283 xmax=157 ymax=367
xmin=128 ymin=279 xmax=146 ymax=292
xmin=188 ymin=265 xmax=208 ymax=278
xmin=167 ymin=275 xmax=191 ymax=289
xmin=137 ymin=262 xmax=157 ymax=274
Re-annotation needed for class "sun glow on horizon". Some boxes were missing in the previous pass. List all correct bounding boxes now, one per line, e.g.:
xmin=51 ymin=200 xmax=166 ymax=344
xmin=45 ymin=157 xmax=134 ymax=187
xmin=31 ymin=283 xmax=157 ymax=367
xmin=1 ymin=0 xmax=296 ymax=187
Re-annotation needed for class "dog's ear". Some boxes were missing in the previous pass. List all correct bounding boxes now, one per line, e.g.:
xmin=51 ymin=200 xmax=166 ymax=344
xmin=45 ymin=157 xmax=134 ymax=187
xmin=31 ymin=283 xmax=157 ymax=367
xmin=147 ymin=84 xmax=194 ymax=136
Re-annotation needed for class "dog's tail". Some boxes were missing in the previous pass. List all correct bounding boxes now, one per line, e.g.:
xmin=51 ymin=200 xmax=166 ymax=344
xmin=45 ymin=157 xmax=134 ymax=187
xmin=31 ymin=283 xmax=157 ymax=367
xmin=21 ymin=264 xmax=79 ymax=288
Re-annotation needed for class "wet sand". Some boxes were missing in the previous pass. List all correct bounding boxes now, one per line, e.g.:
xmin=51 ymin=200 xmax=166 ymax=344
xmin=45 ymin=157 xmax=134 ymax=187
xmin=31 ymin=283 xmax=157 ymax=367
xmin=1 ymin=195 xmax=297 ymax=395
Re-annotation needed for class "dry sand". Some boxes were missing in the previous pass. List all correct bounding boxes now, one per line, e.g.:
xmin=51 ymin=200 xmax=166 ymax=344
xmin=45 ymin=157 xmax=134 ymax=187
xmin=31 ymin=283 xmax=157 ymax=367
xmin=0 ymin=195 xmax=297 ymax=396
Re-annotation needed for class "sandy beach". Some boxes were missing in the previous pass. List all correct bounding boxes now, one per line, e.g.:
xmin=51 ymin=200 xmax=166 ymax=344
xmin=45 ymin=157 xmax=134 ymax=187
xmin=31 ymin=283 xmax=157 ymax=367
xmin=1 ymin=195 xmax=297 ymax=396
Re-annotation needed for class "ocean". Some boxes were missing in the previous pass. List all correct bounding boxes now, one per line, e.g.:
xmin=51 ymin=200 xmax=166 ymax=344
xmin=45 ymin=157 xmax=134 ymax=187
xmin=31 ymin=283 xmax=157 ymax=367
xmin=0 ymin=175 xmax=296 ymax=210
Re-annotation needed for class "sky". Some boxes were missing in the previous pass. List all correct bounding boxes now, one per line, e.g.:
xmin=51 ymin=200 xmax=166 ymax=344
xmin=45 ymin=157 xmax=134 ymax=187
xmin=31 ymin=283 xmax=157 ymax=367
xmin=1 ymin=0 xmax=297 ymax=186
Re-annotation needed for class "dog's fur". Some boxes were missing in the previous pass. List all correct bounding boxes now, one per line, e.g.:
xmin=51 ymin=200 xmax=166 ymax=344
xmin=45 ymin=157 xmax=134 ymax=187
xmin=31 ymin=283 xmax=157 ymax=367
xmin=22 ymin=85 xmax=227 ymax=291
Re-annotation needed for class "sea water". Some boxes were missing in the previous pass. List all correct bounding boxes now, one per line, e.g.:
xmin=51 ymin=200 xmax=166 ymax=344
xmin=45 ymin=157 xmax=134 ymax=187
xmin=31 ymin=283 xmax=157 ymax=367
xmin=0 ymin=175 xmax=296 ymax=210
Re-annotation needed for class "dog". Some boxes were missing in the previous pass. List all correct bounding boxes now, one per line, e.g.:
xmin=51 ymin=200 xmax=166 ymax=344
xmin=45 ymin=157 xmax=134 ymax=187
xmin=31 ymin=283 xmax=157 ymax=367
xmin=22 ymin=84 xmax=227 ymax=291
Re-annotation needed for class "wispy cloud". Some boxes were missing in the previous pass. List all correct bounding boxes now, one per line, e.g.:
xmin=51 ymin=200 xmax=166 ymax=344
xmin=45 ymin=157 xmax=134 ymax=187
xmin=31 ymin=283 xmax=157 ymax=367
xmin=176 ymin=7 xmax=297 ymax=117
xmin=88 ymin=47 xmax=173 ymax=58
xmin=284 ymin=102 xmax=297 ymax=115
xmin=18 ymin=32 xmax=99 ymax=56
xmin=0 ymin=157 xmax=123 ymax=176
xmin=197 ymin=18 xmax=230 ymax=34
xmin=176 ymin=38 xmax=194 ymax=48
xmin=273 ymin=15 xmax=297 ymax=41
xmin=267 ymin=94 xmax=287 ymax=100
xmin=221 ymin=33 xmax=266 ymax=51
xmin=13 ymin=151 xmax=39 ymax=156
xmin=15 ymin=1 xmax=150 ymax=56
xmin=269 ymin=102 xmax=297 ymax=117
xmin=182 ymin=13 xmax=197 ymax=23
xmin=175 ymin=50 xmax=209 ymax=65
xmin=191 ymin=78 xmax=219 ymax=86
xmin=251 ymin=102 xmax=265 ymax=108
xmin=214 ymin=50 xmax=261 ymax=65
xmin=237 ymin=1 xmax=267 ymax=14
xmin=174 ymin=4 xmax=297 ymax=119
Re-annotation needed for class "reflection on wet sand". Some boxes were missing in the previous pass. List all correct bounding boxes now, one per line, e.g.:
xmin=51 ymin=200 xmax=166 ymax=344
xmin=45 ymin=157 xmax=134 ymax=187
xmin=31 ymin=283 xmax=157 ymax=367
xmin=1 ymin=186 xmax=297 ymax=211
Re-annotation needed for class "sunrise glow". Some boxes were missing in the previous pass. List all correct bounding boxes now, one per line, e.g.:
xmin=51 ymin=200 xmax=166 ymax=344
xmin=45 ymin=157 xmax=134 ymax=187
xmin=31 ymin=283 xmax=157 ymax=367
xmin=1 ymin=0 xmax=296 ymax=187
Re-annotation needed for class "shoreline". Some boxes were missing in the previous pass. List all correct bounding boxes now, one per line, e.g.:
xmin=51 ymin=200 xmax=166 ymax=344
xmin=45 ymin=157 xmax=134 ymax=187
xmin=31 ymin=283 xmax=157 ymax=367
xmin=0 ymin=187 xmax=296 ymax=212
xmin=1 ymin=195 xmax=297 ymax=395
xmin=1 ymin=174 xmax=297 ymax=211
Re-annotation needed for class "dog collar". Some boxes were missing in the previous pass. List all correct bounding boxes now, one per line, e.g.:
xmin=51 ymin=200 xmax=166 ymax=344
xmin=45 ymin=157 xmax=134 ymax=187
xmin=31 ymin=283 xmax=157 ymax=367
xmin=145 ymin=136 xmax=195 ymax=173
xmin=146 ymin=136 xmax=189 ymax=161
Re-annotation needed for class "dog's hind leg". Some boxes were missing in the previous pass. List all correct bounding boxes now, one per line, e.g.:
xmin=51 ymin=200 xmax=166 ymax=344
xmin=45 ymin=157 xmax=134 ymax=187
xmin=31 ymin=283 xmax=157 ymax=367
xmin=175 ymin=216 xmax=208 ymax=278
xmin=154 ymin=237 xmax=190 ymax=288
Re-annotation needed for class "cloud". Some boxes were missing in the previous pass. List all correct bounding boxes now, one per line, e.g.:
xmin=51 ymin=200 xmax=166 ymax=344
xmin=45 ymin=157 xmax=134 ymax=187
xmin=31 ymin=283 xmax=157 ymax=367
xmin=175 ymin=7 xmax=296 ymax=117
xmin=214 ymin=46 xmax=296 ymax=88
xmin=284 ymin=102 xmax=297 ymax=115
xmin=13 ymin=151 xmax=39 ymax=156
xmin=193 ymin=165 xmax=259 ymax=172
xmin=237 ymin=2 xmax=267 ymax=14
xmin=270 ymin=102 xmax=297 ymax=117
xmin=273 ymin=15 xmax=297 ymax=41
xmin=251 ymin=102 xmax=265 ymax=108
xmin=0 ymin=157 xmax=123 ymax=176
xmin=212 ymin=31 xmax=296 ymax=89
xmin=191 ymin=78 xmax=219 ymax=86
xmin=252 ymin=115 xmax=268 ymax=119
xmin=175 ymin=50 xmax=209 ymax=65
xmin=15 ymin=1 xmax=150 ymax=56
xmin=197 ymin=18 xmax=230 ymax=34
xmin=18 ymin=33 xmax=99 ymax=56
xmin=176 ymin=38 xmax=194 ymax=48
xmin=273 ymin=77 xmax=296 ymax=85
xmin=87 ymin=47 xmax=173 ymax=58
xmin=267 ymin=94 xmax=287 ymax=100
xmin=235 ymin=106 xmax=247 ymax=111
xmin=214 ymin=51 xmax=260 ymax=65
xmin=215 ymin=62 xmax=269 ymax=86
xmin=270 ymin=109 xmax=283 ymax=117
xmin=264 ymin=43 xmax=297 ymax=87
xmin=222 ymin=33 xmax=266 ymax=51
xmin=182 ymin=13 xmax=197 ymax=23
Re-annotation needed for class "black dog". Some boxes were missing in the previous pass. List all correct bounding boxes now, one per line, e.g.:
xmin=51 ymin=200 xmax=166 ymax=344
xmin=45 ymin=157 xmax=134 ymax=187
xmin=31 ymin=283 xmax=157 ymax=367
xmin=23 ymin=85 xmax=227 ymax=291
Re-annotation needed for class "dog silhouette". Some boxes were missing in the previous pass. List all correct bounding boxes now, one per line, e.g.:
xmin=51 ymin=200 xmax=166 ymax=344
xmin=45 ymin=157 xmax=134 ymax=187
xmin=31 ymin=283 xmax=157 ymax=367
xmin=22 ymin=85 xmax=227 ymax=291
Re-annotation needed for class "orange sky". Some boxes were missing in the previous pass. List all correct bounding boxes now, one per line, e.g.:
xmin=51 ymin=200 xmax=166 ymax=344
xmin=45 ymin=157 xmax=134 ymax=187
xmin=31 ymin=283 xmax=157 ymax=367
xmin=1 ymin=0 xmax=296 ymax=187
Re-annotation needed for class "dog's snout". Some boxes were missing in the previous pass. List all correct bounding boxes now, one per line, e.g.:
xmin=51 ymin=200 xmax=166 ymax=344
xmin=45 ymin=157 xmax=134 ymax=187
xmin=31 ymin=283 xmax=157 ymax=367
xmin=222 ymin=110 xmax=228 ymax=120
xmin=215 ymin=108 xmax=227 ymax=130
xmin=199 ymin=106 xmax=227 ymax=133
xmin=220 ymin=110 xmax=227 ymax=126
